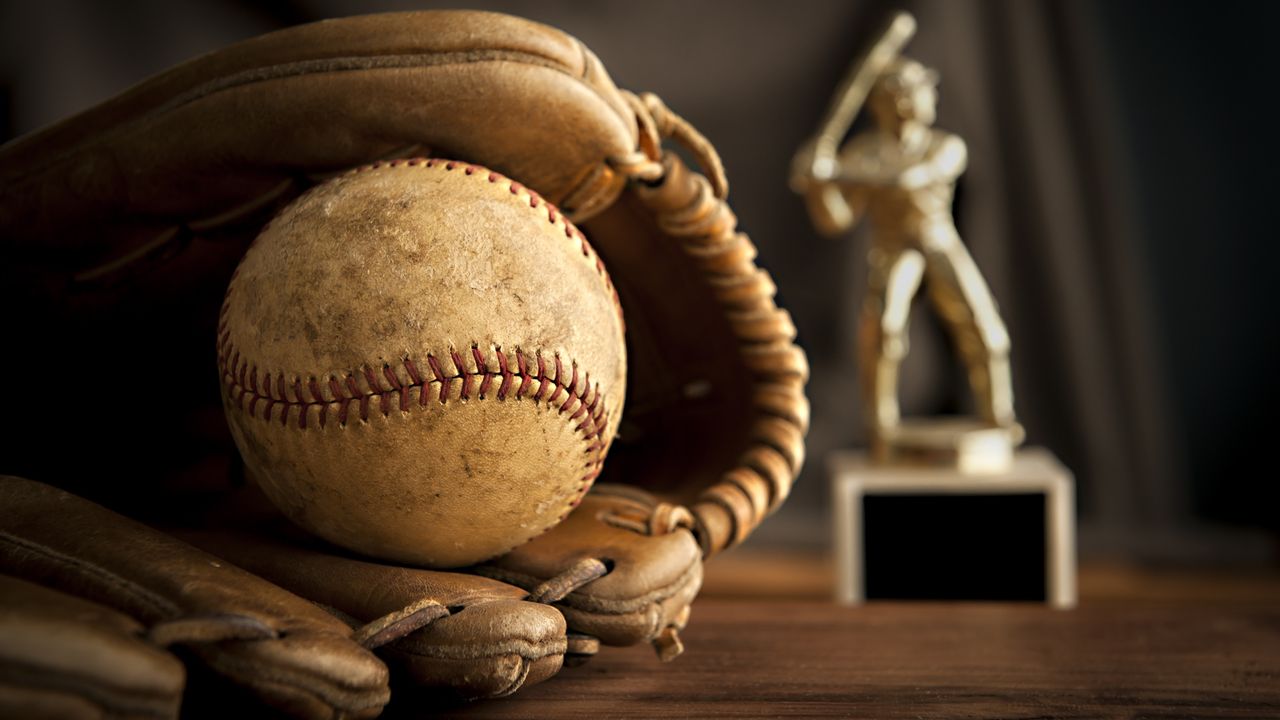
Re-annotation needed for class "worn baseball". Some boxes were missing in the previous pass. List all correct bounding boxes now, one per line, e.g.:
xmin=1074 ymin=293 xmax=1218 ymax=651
xmin=217 ymin=159 xmax=626 ymax=568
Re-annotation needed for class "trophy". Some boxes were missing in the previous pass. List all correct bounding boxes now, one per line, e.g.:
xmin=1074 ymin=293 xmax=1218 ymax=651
xmin=793 ymin=13 xmax=1076 ymax=607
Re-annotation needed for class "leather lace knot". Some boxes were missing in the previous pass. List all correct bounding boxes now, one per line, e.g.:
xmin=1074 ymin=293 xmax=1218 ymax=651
xmin=612 ymin=91 xmax=729 ymax=200
xmin=601 ymin=500 xmax=694 ymax=537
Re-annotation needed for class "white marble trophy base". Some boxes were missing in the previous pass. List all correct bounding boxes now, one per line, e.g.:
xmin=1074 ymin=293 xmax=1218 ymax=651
xmin=829 ymin=447 xmax=1077 ymax=608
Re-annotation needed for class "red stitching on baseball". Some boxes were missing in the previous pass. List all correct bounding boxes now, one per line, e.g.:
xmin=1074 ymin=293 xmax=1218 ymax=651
xmin=217 ymin=340 xmax=611 ymax=484
xmin=495 ymin=348 xmax=513 ymax=401
xmin=379 ymin=365 xmax=396 ymax=390
xmin=451 ymin=349 xmax=470 ymax=400
xmin=404 ymin=358 xmax=423 ymax=386
xmin=534 ymin=353 xmax=549 ymax=402
xmin=428 ymin=355 xmax=448 ymax=403
xmin=516 ymin=352 xmax=532 ymax=398
xmin=561 ymin=364 xmax=579 ymax=413
xmin=476 ymin=347 xmax=494 ymax=398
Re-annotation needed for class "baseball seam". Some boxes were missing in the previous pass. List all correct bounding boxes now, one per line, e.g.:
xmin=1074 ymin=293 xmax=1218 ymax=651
xmin=216 ymin=333 xmax=605 ymax=425
xmin=217 ymin=338 xmax=609 ymax=494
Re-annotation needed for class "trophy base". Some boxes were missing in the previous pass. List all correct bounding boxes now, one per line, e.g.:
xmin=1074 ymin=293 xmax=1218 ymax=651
xmin=875 ymin=417 xmax=1026 ymax=474
xmin=829 ymin=447 xmax=1076 ymax=608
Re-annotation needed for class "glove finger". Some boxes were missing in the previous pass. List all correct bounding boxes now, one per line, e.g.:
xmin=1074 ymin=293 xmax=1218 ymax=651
xmin=474 ymin=489 xmax=702 ymax=661
xmin=182 ymin=526 xmax=568 ymax=699
xmin=0 ymin=476 xmax=389 ymax=720
xmin=0 ymin=574 xmax=185 ymax=720
xmin=564 ymin=632 xmax=600 ymax=667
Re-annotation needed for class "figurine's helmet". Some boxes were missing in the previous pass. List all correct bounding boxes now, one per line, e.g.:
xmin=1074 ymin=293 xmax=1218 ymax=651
xmin=878 ymin=58 xmax=939 ymax=93
xmin=870 ymin=58 xmax=940 ymax=126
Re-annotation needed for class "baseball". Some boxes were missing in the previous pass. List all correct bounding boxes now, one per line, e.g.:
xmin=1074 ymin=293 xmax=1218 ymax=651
xmin=216 ymin=159 xmax=626 ymax=568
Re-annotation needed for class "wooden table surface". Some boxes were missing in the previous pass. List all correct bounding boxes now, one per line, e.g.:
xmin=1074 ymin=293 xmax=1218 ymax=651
xmin=413 ymin=598 xmax=1279 ymax=719
xmin=402 ymin=557 xmax=1280 ymax=719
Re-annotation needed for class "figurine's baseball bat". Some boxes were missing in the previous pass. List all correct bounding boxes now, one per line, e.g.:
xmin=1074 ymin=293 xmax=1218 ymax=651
xmin=801 ymin=11 xmax=917 ymax=182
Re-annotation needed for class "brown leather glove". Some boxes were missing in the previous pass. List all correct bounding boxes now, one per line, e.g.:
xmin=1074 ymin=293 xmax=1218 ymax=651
xmin=0 ymin=8 xmax=808 ymax=712
xmin=0 ymin=475 xmax=577 ymax=715
xmin=0 ymin=475 xmax=390 ymax=719
xmin=0 ymin=573 xmax=185 ymax=720
xmin=177 ymin=521 xmax=574 ymax=699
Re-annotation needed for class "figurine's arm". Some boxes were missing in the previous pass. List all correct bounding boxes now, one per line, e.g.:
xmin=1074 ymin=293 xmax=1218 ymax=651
xmin=897 ymin=135 xmax=966 ymax=189
xmin=800 ymin=13 xmax=917 ymax=182
xmin=792 ymin=140 xmax=869 ymax=237
xmin=803 ymin=182 xmax=868 ymax=238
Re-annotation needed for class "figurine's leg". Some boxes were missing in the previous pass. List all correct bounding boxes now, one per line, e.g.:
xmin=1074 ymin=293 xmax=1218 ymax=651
xmin=921 ymin=233 xmax=1015 ymax=427
xmin=860 ymin=245 xmax=925 ymax=451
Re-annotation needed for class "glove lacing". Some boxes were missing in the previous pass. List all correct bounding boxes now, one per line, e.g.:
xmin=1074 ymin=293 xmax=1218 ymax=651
xmin=336 ymin=560 xmax=611 ymax=662
xmin=610 ymin=91 xmax=728 ymax=201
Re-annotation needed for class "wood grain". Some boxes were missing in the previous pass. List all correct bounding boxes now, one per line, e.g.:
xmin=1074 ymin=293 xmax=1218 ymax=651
xmin=412 ymin=599 xmax=1280 ymax=719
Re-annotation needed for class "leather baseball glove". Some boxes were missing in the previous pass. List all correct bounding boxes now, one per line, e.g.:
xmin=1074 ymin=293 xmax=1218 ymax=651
xmin=0 ymin=10 xmax=808 ymax=717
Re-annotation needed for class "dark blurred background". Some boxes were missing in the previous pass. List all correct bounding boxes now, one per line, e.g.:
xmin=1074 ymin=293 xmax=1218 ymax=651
xmin=2 ymin=0 xmax=1275 ymax=567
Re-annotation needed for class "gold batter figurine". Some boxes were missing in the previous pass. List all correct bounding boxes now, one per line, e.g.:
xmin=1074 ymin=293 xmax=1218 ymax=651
xmin=793 ymin=12 xmax=1022 ymax=471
